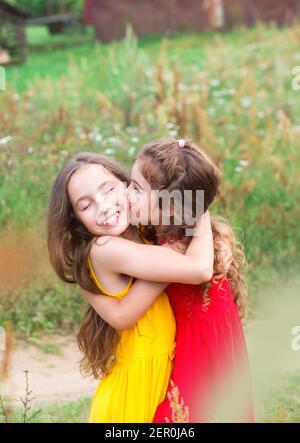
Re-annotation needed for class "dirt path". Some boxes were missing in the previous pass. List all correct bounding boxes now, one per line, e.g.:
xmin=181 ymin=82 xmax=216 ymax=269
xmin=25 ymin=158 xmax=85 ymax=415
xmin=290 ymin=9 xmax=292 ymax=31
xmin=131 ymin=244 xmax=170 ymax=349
xmin=1 ymin=335 xmax=98 ymax=407
xmin=2 ymin=304 xmax=300 ymax=410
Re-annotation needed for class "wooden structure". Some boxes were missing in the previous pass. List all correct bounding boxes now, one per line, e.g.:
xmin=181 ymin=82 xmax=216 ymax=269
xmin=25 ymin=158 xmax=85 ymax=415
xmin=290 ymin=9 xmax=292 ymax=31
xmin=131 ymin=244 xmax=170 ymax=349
xmin=0 ymin=0 xmax=29 ymax=64
xmin=203 ymin=0 xmax=225 ymax=28
xmin=27 ymin=0 xmax=83 ymax=34
xmin=84 ymin=0 xmax=300 ymax=42
xmin=225 ymin=0 xmax=300 ymax=28
xmin=27 ymin=13 xmax=83 ymax=35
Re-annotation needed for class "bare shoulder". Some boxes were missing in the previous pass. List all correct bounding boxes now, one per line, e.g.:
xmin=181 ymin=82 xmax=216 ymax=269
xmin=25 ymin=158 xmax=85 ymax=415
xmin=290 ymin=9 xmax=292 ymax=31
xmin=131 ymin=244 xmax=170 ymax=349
xmin=90 ymin=236 xmax=121 ymax=262
xmin=93 ymin=235 xmax=116 ymax=247
xmin=91 ymin=235 xmax=150 ymax=269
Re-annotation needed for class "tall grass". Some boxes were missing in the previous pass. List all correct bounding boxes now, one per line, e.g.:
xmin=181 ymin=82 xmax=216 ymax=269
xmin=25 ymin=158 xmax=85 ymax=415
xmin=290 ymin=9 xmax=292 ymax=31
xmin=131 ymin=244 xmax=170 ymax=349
xmin=0 ymin=23 xmax=299 ymax=335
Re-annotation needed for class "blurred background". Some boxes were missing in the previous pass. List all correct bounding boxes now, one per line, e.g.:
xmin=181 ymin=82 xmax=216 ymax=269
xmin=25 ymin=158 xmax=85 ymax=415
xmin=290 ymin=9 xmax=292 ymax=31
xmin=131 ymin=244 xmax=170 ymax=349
xmin=0 ymin=0 xmax=300 ymax=423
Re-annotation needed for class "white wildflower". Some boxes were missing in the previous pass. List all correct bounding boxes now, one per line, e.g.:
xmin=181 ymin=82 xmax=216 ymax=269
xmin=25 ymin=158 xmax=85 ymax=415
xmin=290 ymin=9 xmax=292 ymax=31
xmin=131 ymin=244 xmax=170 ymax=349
xmin=105 ymin=148 xmax=115 ymax=155
xmin=128 ymin=146 xmax=136 ymax=156
xmin=239 ymin=160 xmax=249 ymax=167
xmin=209 ymin=79 xmax=220 ymax=87
xmin=241 ymin=97 xmax=252 ymax=108
xmin=0 ymin=135 xmax=12 ymax=145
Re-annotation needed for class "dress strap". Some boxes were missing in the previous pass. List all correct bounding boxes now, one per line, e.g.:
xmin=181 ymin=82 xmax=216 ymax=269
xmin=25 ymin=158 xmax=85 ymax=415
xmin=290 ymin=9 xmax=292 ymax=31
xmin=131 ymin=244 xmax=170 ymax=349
xmin=87 ymin=253 xmax=133 ymax=298
xmin=136 ymin=223 xmax=153 ymax=245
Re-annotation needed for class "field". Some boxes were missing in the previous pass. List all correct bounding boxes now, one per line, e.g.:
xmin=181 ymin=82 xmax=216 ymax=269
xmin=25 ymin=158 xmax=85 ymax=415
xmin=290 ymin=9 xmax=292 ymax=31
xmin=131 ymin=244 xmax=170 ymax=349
xmin=0 ymin=22 xmax=300 ymax=422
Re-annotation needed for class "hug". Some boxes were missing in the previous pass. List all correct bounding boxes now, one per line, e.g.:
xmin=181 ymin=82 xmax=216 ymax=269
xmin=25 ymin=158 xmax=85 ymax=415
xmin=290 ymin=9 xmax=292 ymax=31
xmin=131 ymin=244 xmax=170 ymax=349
xmin=47 ymin=137 xmax=254 ymax=423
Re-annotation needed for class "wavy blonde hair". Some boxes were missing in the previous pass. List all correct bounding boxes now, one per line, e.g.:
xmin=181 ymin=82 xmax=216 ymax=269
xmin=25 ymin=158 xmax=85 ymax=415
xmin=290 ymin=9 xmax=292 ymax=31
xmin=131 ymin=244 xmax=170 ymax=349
xmin=209 ymin=215 xmax=248 ymax=320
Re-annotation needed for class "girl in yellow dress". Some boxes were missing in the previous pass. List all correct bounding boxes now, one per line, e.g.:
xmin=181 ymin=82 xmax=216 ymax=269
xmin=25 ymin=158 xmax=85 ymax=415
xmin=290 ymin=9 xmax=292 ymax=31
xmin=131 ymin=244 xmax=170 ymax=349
xmin=47 ymin=152 xmax=213 ymax=423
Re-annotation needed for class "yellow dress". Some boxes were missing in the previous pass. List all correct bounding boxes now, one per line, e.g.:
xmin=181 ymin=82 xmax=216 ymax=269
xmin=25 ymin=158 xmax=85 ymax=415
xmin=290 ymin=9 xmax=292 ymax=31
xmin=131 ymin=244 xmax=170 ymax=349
xmin=87 ymin=244 xmax=176 ymax=423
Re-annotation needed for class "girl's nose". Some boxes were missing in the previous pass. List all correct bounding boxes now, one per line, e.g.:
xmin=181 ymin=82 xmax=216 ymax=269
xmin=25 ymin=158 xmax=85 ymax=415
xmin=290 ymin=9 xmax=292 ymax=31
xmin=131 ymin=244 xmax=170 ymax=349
xmin=127 ymin=187 xmax=137 ymax=207
xmin=96 ymin=202 xmax=118 ymax=225
xmin=96 ymin=207 xmax=109 ymax=225
xmin=95 ymin=191 xmax=112 ymax=212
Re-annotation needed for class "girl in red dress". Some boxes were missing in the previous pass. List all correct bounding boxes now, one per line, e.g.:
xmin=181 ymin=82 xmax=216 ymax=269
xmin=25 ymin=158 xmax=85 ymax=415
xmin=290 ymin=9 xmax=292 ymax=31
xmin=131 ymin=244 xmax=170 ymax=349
xmin=130 ymin=138 xmax=255 ymax=423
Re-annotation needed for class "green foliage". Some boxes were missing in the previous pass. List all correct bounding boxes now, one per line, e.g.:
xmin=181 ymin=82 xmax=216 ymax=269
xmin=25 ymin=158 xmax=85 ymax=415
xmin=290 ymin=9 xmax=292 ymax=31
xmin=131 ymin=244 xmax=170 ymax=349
xmin=2 ymin=369 xmax=300 ymax=422
xmin=8 ymin=0 xmax=83 ymax=18
xmin=0 ymin=276 xmax=86 ymax=337
xmin=0 ymin=371 xmax=42 ymax=423
xmin=259 ymin=372 xmax=300 ymax=423
xmin=0 ymin=395 xmax=90 ymax=423
xmin=0 ymin=20 xmax=19 ymax=56
xmin=25 ymin=25 xmax=94 ymax=49
xmin=1 ymin=23 xmax=299 ymax=336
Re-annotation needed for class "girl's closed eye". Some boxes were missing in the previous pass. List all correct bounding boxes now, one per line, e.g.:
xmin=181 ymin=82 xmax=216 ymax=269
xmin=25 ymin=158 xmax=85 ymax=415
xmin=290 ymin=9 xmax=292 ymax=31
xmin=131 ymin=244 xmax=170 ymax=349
xmin=105 ymin=186 xmax=115 ymax=194
xmin=80 ymin=202 xmax=92 ymax=211
xmin=102 ymin=181 xmax=116 ymax=194
xmin=129 ymin=183 xmax=140 ymax=193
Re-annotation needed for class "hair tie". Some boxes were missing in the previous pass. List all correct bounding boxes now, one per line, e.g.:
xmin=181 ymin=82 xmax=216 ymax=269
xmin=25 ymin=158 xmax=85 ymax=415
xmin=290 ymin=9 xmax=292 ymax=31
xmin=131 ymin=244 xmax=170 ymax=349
xmin=177 ymin=139 xmax=185 ymax=149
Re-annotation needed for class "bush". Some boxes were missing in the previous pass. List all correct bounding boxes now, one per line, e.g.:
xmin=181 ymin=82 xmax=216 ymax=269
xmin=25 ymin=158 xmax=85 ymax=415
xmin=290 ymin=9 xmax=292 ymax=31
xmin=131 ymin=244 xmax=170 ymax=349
xmin=1 ymin=23 xmax=299 ymax=335
xmin=9 ymin=0 xmax=83 ymax=18
xmin=0 ymin=20 xmax=19 ymax=56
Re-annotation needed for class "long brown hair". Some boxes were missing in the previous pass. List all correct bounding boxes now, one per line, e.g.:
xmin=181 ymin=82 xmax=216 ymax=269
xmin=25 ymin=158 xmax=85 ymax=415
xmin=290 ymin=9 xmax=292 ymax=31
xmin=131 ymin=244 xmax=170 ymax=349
xmin=47 ymin=152 xmax=129 ymax=378
xmin=136 ymin=138 xmax=248 ymax=319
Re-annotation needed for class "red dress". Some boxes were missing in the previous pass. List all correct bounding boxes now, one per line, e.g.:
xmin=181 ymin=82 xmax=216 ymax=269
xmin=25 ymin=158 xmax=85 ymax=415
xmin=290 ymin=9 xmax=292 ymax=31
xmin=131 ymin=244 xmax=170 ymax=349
xmin=153 ymin=276 xmax=255 ymax=423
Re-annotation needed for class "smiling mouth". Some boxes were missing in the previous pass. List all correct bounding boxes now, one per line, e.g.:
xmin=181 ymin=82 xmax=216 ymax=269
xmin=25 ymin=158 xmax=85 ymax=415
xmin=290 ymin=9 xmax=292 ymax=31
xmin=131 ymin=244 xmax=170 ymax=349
xmin=100 ymin=210 xmax=120 ymax=227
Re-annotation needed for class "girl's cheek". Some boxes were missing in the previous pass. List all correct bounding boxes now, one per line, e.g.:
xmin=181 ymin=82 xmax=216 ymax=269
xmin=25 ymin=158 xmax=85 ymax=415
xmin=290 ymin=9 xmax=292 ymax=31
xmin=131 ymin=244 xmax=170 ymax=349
xmin=127 ymin=190 xmax=138 ymax=209
xmin=93 ymin=208 xmax=101 ymax=226
xmin=78 ymin=211 xmax=87 ymax=225
xmin=121 ymin=186 xmax=130 ymax=206
xmin=83 ymin=209 xmax=95 ymax=228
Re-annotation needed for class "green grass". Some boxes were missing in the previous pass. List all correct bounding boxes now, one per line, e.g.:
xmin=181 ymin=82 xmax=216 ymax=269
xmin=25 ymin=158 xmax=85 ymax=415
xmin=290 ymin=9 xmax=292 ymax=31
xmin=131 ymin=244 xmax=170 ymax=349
xmin=259 ymin=371 xmax=300 ymax=423
xmin=1 ymin=24 xmax=299 ymax=424
xmin=7 ymin=24 xmax=278 ymax=93
xmin=0 ymin=396 xmax=91 ymax=423
xmin=26 ymin=25 xmax=95 ymax=48
xmin=0 ymin=273 xmax=86 ymax=337
xmin=0 ymin=22 xmax=300 ymax=336
xmin=2 ymin=370 xmax=300 ymax=422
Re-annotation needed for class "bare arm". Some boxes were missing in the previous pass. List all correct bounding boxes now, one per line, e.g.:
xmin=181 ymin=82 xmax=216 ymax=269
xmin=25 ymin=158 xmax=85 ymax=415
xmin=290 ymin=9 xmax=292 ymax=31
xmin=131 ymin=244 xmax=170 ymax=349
xmin=82 ymin=227 xmax=212 ymax=330
xmin=90 ymin=211 xmax=214 ymax=286
xmin=82 ymin=215 xmax=235 ymax=330
xmin=83 ymin=236 xmax=233 ymax=331
xmin=82 ymin=279 xmax=168 ymax=330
